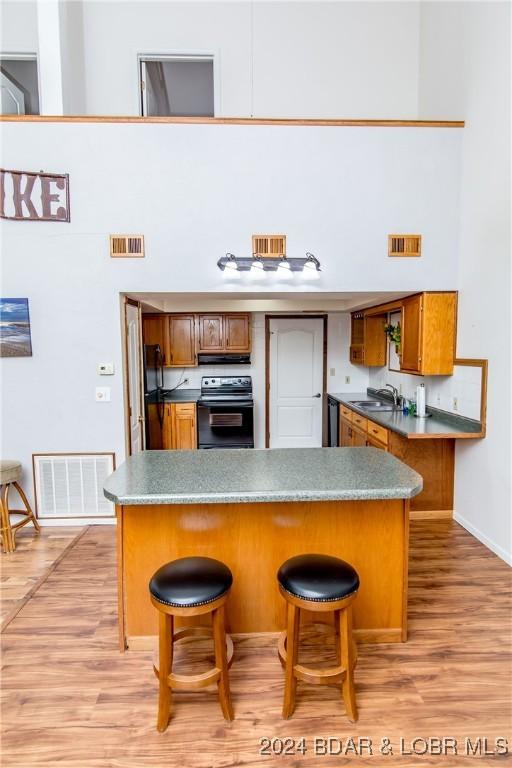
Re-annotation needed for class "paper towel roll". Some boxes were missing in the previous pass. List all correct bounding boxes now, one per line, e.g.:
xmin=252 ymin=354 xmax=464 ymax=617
xmin=416 ymin=383 xmax=426 ymax=418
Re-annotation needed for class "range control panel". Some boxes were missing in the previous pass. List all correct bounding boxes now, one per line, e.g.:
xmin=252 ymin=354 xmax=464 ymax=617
xmin=201 ymin=376 xmax=252 ymax=390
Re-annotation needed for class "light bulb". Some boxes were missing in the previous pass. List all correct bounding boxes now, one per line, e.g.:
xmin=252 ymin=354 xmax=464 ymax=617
xmin=303 ymin=259 xmax=319 ymax=280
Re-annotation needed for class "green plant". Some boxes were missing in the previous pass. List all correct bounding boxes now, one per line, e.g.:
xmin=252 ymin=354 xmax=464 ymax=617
xmin=384 ymin=322 xmax=401 ymax=347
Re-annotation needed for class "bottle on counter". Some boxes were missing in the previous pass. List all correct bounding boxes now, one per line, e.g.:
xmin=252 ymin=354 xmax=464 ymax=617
xmin=416 ymin=383 xmax=426 ymax=418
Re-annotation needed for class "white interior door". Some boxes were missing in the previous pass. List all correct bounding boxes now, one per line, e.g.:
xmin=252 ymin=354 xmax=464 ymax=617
xmin=126 ymin=302 xmax=143 ymax=454
xmin=269 ymin=318 xmax=324 ymax=448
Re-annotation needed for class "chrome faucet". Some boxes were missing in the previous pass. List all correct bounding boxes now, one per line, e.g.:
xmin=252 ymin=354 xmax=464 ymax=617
xmin=376 ymin=383 xmax=400 ymax=406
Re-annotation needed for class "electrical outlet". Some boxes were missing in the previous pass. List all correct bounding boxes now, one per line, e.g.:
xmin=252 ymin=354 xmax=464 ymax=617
xmin=453 ymin=396 xmax=458 ymax=411
xmin=95 ymin=387 xmax=111 ymax=402
xmin=345 ymin=375 xmax=350 ymax=384
xmin=330 ymin=368 xmax=335 ymax=377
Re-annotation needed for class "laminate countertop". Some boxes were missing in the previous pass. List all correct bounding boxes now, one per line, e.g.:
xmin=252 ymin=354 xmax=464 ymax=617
xmin=328 ymin=391 xmax=483 ymax=439
xmin=104 ymin=447 xmax=422 ymax=506
xmin=160 ymin=389 xmax=200 ymax=402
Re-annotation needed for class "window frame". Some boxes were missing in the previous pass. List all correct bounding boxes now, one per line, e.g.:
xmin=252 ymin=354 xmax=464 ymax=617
xmin=137 ymin=52 xmax=219 ymax=118
xmin=0 ymin=52 xmax=40 ymax=116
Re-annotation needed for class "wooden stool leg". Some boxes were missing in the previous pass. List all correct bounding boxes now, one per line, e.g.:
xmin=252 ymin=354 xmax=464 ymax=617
xmin=212 ymin=605 xmax=234 ymax=721
xmin=334 ymin=610 xmax=341 ymax=665
xmin=14 ymin=482 xmax=41 ymax=533
xmin=282 ymin=604 xmax=300 ymax=719
xmin=157 ymin=612 xmax=173 ymax=732
xmin=0 ymin=485 xmax=14 ymax=554
xmin=338 ymin=606 xmax=358 ymax=722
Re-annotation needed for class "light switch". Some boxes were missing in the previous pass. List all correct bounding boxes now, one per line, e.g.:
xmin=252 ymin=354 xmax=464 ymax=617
xmin=96 ymin=387 xmax=111 ymax=402
xmin=330 ymin=368 xmax=336 ymax=377
xmin=345 ymin=376 xmax=351 ymax=384
xmin=98 ymin=363 xmax=114 ymax=375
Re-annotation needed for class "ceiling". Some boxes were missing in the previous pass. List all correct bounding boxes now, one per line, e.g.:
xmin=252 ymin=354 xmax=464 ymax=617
xmin=126 ymin=291 xmax=410 ymax=314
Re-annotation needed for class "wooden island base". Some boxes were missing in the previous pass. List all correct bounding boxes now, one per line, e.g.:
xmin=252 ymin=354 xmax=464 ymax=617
xmin=117 ymin=498 xmax=409 ymax=650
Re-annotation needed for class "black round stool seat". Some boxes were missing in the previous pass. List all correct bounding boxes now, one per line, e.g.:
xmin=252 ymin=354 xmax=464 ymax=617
xmin=149 ymin=556 xmax=233 ymax=608
xmin=278 ymin=554 xmax=359 ymax=602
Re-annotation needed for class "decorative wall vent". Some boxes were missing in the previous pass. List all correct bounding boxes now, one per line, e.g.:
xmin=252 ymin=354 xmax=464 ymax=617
xmin=33 ymin=453 xmax=115 ymax=520
xmin=252 ymin=234 xmax=286 ymax=257
xmin=110 ymin=234 xmax=145 ymax=258
xmin=388 ymin=234 xmax=422 ymax=257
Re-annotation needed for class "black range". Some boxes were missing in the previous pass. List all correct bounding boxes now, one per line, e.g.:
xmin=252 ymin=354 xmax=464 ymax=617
xmin=197 ymin=376 xmax=254 ymax=449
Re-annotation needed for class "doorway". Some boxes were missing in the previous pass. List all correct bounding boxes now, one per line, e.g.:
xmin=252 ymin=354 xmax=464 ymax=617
xmin=124 ymin=299 xmax=144 ymax=454
xmin=266 ymin=315 xmax=327 ymax=448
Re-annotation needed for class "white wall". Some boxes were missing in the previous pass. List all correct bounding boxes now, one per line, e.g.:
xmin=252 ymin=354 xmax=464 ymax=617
xmin=0 ymin=122 xmax=461 ymax=504
xmin=252 ymin=2 xmax=420 ymax=118
xmin=419 ymin=1 xmax=511 ymax=563
xmin=1 ymin=1 xmax=420 ymax=117
xmin=369 ymin=364 xmax=483 ymax=423
xmin=0 ymin=1 xmax=38 ymax=52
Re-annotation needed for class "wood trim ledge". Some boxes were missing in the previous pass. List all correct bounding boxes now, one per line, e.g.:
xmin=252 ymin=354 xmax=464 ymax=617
xmin=0 ymin=116 xmax=465 ymax=128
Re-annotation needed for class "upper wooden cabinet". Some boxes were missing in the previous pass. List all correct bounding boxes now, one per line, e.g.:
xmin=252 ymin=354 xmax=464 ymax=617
xmin=400 ymin=294 xmax=423 ymax=373
xmin=350 ymin=312 xmax=386 ymax=367
xmin=225 ymin=314 xmax=251 ymax=352
xmin=351 ymin=291 xmax=457 ymax=376
xmin=400 ymin=292 xmax=457 ymax=375
xmin=198 ymin=315 xmax=224 ymax=352
xmin=197 ymin=313 xmax=251 ymax=354
xmin=168 ymin=315 xmax=196 ymax=367
xmin=142 ymin=314 xmax=169 ymax=365
xmin=143 ymin=312 xmax=251 ymax=367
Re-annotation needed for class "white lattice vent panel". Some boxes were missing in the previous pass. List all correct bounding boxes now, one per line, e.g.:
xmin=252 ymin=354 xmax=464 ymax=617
xmin=33 ymin=453 xmax=115 ymax=519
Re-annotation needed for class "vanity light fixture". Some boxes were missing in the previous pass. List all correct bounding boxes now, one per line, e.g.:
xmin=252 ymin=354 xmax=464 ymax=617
xmin=217 ymin=252 xmax=321 ymax=274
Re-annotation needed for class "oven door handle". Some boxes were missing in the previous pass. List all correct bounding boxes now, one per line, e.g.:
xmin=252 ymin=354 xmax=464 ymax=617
xmin=198 ymin=400 xmax=254 ymax=407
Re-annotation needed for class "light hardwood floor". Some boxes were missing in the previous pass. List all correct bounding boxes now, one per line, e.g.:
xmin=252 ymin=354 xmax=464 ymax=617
xmin=0 ymin=526 xmax=85 ymax=630
xmin=1 ymin=521 xmax=511 ymax=767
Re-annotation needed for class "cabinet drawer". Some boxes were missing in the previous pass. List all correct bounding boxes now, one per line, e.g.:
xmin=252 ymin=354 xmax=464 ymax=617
xmin=340 ymin=405 xmax=353 ymax=421
xmin=367 ymin=420 xmax=388 ymax=446
xmin=351 ymin=413 xmax=367 ymax=431
xmin=174 ymin=403 xmax=195 ymax=414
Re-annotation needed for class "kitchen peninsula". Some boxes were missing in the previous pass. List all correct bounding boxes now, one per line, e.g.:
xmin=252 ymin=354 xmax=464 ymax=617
xmin=105 ymin=448 xmax=422 ymax=650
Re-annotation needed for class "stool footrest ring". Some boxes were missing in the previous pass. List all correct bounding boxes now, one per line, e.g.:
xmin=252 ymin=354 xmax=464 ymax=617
xmin=153 ymin=625 xmax=234 ymax=691
xmin=278 ymin=630 xmax=347 ymax=685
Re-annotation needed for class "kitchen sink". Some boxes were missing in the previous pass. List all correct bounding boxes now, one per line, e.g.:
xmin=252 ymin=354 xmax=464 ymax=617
xmin=348 ymin=400 xmax=401 ymax=412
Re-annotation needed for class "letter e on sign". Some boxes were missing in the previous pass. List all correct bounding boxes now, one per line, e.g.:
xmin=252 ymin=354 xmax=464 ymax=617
xmin=0 ymin=169 xmax=70 ymax=221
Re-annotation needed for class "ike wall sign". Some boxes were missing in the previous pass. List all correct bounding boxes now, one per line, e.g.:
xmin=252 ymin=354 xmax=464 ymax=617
xmin=0 ymin=168 xmax=70 ymax=222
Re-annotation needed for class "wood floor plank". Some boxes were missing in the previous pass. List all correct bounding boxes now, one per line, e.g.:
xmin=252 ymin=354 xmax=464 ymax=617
xmin=1 ymin=520 xmax=511 ymax=767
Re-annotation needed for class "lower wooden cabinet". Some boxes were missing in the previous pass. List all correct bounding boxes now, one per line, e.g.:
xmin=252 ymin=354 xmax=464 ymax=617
xmin=351 ymin=425 xmax=367 ymax=446
xmin=366 ymin=434 xmax=388 ymax=450
xmin=339 ymin=416 xmax=353 ymax=447
xmin=337 ymin=403 xmax=454 ymax=515
xmin=162 ymin=403 xmax=197 ymax=450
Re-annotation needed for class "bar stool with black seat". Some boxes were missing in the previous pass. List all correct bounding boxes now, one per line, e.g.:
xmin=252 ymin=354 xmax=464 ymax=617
xmin=277 ymin=553 xmax=360 ymax=721
xmin=149 ymin=556 xmax=234 ymax=732
xmin=0 ymin=460 xmax=40 ymax=554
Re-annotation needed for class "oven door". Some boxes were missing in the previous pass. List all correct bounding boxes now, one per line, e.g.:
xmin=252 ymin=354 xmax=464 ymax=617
xmin=197 ymin=402 xmax=254 ymax=449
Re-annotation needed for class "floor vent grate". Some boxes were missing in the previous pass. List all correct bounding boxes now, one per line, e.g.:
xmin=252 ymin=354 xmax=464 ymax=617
xmin=33 ymin=453 xmax=115 ymax=520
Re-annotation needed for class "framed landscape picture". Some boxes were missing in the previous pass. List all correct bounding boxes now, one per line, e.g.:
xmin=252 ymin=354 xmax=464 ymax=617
xmin=0 ymin=298 xmax=32 ymax=357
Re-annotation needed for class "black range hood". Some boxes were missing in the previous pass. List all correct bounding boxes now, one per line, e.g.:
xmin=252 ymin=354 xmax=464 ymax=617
xmin=198 ymin=354 xmax=251 ymax=366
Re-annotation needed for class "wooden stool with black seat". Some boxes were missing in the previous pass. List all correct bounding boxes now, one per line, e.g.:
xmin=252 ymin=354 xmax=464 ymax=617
xmin=149 ymin=556 xmax=234 ymax=732
xmin=277 ymin=553 xmax=360 ymax=721
xmin=0 ymin=460 xmax=40 ymax=554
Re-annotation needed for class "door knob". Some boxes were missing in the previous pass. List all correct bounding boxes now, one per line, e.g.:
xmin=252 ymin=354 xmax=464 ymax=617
xmin=313 ymin=393 xmax=322 ymax=398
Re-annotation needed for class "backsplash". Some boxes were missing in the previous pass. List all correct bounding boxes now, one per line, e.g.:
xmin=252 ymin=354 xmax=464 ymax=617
xmin=368 ymin=363 xmax=483 ymax=421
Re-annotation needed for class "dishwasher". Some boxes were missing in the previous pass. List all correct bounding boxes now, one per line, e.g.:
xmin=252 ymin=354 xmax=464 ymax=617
xmin=327 ymin=396 xmax=340 ymax=447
